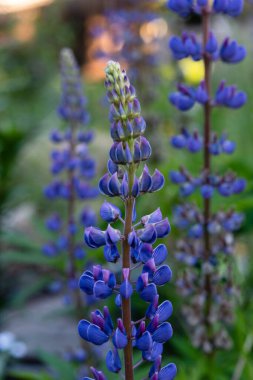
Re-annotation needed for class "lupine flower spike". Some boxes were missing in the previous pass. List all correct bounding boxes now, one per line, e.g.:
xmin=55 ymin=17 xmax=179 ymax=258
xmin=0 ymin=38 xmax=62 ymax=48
xmin=168 ymin=0 xmax=246 ymax=354
xmin=93 ymin=1 xmax=166 ymax=162
xmin=43 ymin=48 xmax=98 ymax=316
xmin=79 ymin=61 xmax=177 ymax=380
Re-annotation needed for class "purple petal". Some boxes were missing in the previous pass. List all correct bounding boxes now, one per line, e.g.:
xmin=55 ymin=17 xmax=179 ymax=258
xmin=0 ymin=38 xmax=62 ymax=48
xmin=85 ymin=227 xmax=106 ymax=248
xmin=104 ymin=245 xmax=120 ymax=263
xmin=153 ymin=244 xmax=168 ymax=266
xmin=142 ymin=342 xmax=163 ymax=362
xmin=139 ymin=243 xmax=153 ymax=263
xmin=87 ymin=323 xmax=110 ymax=345
xmin=108 ymin=173 xmax=121 ymax=196
xmin=139 ymin=165 xmax=152 ymax=192
xmin=154 ymin=218 xmax=171 ymax=238
xmin=153 ymin=265 xmax=172 ymax=286
xmin=94 ymin=281 xmax=113 ymax=299
xmin=152 ymin=322 xmax=173 ymax=343
xmin=141 ymin=208 xmax=163 ymax=225
xmin=113 ymin=328 xmax=128 ymax=349
xmin=99 ymin=173 xmax=113 ymax=196
xmin=140 ymin=283 xmax=157 ymax=302
xmin=120 ymin=280 xmax=133 ymax=299
xmin=106 ymin=225 xmax=121 ymax=245
xmin=136 ymin=330 xmax=152 ymax=351
xmin=156 ymin=300 xmax=173 ymax=323
xmin=100 ymin=201 xmax=121 ymax=222
xmin=158 ymin=363 xmax=177 ymax=380
xmin=79 ymin=273 xmax=94 ymax=295
xmin=106 ymin=349 xmax=121 ymax=373
xmin=90 ymin=367 xmax=107 ymax=380
xmin=78 ymin=319 xmax=90 ymax=341
xmin=139 ymin=136 xmax=152 ymax=161
xmin=139 ymin=224 xmax=157 ymax=244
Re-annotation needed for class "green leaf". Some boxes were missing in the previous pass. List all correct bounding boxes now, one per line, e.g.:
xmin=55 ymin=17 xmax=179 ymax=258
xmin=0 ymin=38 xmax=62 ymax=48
xmin=171 ymin=334 xmax=200 ymax=361
xmin=0 ymin=352 xmax=9 ymax=378
xmin=0 ymin=251 xmax=52 ymax=266
xmin=0 ymin=231 xmax=41 ymax=251
xmin=6 ymin=369 xmax=54 ymax=380
xmin=38 ymin=351 xmax=76 ymax=380
xmin=10 ymin=277 xmax=50 ymax=307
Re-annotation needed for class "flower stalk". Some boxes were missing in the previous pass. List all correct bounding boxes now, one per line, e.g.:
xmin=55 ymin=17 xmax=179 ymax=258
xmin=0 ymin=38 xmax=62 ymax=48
xmin=43 ymin=48 xmax=98 ymax=323
xmin=168 ymin=0 xmax=246 ymax=357
xmin=202 ymin=5 xmax=213 ymax=347
xmin=78 ymin=61 xmax=177 ymax=380
xmin=122 ymin=196 xmax=134 ymax=380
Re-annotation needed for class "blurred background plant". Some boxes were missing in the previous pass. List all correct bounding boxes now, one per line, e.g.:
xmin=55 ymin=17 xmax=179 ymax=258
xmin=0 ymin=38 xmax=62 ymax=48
xmin=0 ymin=0 xmax=253 ymax=379
xmin=167 ymin=1 xmax=248 ymax=379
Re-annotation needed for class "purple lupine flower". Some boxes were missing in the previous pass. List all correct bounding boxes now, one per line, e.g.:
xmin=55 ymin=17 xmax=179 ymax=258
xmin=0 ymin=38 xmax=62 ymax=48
xmin=92 ymin=2 xmax=166 ymax=164
xmin=168 ymin=0 xmax=246 ymax=354
xmin=149 ymin=356 xmax=177 ymax=380
xmin=83 ymin=366 xmax=107 ymax=380
xmin=205 ymin=32 xmax=219 ymax=59
xmin=169 ymin=32 xmax=201 ymax=61
xmin=169 ymin=84 xmax=195 ymax=111
xmin=215 ymin=81 xmax=247 ymax=108
xmin=220 ymin=37 xmax=246 ymax=63
xmin=213 ymin=0 xmax=244 ymax=17
xmin=168 ymin=0 xmax=244 ymax=18
xmin=79 ymin=61 xmax=176 ymax=379
xmin=43 ymin=49 xmax=98 ymax=311
xmin=167 ymin=0 xmax=193 ymax=18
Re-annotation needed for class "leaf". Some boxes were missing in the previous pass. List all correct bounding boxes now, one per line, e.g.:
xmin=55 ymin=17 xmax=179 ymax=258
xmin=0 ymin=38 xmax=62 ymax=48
xmin=38 ymin=351 xmax=76 ymax=380
xmin=10 ymin=277 xmax=50 ymax=307
xmin=6 ymin=369 xmax=54 ymax=380
xmin=0 ymin=251 xmax=52 ymax=266
xmin=0 ymin=231 xmax=41 ymax=251
xmin=0 ymin=352 xmax=9 ymax=378
xmin=171 ymin=334 xmax=200 ymax=361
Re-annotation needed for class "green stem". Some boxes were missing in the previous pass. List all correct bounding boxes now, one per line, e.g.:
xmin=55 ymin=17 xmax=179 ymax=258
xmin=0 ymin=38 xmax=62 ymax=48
xmin=202 ymin=6 xmax=214 ymax=361
xmin=121 ymin=163 xmax=135 ymax=380
xmin=67 ymin=122 xmax=83 ymax=322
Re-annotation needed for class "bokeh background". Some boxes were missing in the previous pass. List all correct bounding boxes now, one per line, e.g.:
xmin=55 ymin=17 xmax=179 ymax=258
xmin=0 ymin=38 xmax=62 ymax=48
xmin=0 ymin=0 xmax=253 ymax=379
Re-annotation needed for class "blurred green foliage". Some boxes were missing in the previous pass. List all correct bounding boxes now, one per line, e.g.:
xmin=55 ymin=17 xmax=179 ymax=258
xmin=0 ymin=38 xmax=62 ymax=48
xmin=0 ymin=2 xmax=253 ymax=380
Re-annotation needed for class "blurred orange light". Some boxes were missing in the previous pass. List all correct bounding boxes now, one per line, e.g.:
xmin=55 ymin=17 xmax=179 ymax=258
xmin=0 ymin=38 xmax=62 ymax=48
xmin=140 ymin=18 xmax=168 ymax=44
xmin=0 ymin=0 xmax=53 ymax=14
